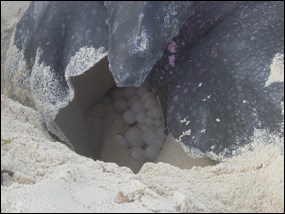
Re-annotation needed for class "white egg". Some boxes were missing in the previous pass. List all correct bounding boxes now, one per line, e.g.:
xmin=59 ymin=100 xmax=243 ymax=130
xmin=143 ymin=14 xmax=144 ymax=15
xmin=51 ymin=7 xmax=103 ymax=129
xmin=137 ymin=85 xmax=149 ymax=96
xmin=144 ymin=98 xmax=157 ymax=110
xmin=149 ymin=106 xmax=162 ymax=119
xmin=141 ymin=91 xmax=154 ymax=101
xmin=136 ymin=112 xmax=146 ymax=124
xmin=128 ymin=96 xmax=139 ymax=106
xmin=131 ymin=101 xmax=145 ymax=113
xmin=144 ymin=145 xmax=160 ymax=161
xmin=123 ymin=87 xmax=137 ymax=99
xmin=143 ymin=129 xmax=156 ymax=146
xmin=156 ymin=128 xmax=166 ymax=140
xmin=145 ymin=117 xmax=154 ymax=126
xmin=112 ymin=89 xmax=123 ymax=99
xmin=154 ymin=138 xmax=164 ymax=148
xmin=130 ymin=147 xmax=145 ymax=162
xmin=137 ymin=123 xmax=148 ymax=131
xmin=125 ymin=127 xmax=144 ymax=147
xmin=122 ymin=109 xmax=136 ymax=124
xmin=113 ymin=98 xmax=128 ymax=111
xmin=142 ymin=125 xmax=148 ymax=131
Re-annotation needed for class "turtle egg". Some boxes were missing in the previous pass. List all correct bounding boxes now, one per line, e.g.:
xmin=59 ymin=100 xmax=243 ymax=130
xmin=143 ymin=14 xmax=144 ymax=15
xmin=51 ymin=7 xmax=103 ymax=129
xmin=125 ymin=127 xmax=144 ymax=147
xmin=144 ymin=98 xmax=157 ymax=110
xmin=123 ymin=87 xmax=137 ymax=99
xmin=145 ymin=117 xmax=154 ymax=126
xmin=143 ymin=129 xmax=156 ymax=146
xmin=156 ymin=128 xmax=166 ymax=140
xmin=141 ymin=91 xmax=154 ymax=101
xmin=122 ymin=109 xmax=136 ymax=124
xmin=131 ymin=100 xmax=145 ymax=113
xmin=113 ymin=98 xmax=128 ymax=111
xmin=154 ymin=138 xmax=164 ymax=148
xmin=128 ymin=96 xmax=139 ymax=106
xmin=138 ymin=124 xmax=147 ymax=131
xmin=149 ymin=106 xmax=162 ymax=119
xmin=130 ymin=147 xmax=145 ymax=162
xmin=137 ymin=85 xmax=149 ymax=96
xmin=136 ymin=112 xmax=146 ymax=124
xmin=144 ymin=145 xmax=160 ymax=161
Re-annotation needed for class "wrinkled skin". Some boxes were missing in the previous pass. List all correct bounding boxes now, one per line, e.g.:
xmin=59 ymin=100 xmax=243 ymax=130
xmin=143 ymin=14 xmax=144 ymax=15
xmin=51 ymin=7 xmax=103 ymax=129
xmin=148 ymin=1 xmax=284 ymax=157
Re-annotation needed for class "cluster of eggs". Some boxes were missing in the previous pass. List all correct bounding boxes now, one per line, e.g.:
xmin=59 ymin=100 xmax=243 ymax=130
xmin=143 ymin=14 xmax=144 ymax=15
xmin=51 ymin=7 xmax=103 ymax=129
xmin=112 ymin=85 xmax=166 ymax=162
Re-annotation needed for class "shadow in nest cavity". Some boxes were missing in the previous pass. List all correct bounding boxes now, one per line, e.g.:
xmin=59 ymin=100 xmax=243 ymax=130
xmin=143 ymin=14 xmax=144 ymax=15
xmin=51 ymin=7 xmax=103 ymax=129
xmin=54 ymin=57 xmax=115 ymax=159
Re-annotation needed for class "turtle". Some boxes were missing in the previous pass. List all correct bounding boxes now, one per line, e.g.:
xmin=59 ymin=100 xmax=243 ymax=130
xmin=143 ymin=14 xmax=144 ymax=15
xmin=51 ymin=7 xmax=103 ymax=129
xmin=4 ymin=1 xmax=284 ymax=160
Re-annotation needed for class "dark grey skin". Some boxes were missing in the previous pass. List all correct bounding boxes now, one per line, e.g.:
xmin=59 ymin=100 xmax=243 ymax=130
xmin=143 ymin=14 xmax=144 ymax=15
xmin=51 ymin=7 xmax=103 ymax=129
xmin=5 ymin=1 xmax=284 ymax=160
xmin=171 ymin=1 xmax=284 ymax=156
xmin=150 ymin=1 xmax=284 ymax=157
xmin=6 ymin=1 xmax=193 ymax=159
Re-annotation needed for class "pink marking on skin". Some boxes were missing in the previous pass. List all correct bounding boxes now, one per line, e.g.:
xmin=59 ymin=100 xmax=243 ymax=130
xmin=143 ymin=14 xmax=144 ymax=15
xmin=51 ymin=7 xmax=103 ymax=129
xmin=209 ymin=49 xmax=218 ymax=57
xmin=167 ymin=40 xmax=177 ymax=53
xmin=168 ymin=55 xmax=176 ymax=67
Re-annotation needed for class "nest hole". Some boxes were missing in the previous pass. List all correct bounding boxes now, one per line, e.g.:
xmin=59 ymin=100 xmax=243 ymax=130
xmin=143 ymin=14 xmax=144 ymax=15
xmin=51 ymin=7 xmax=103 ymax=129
xmin=54 ymin=57 xmax=217 ymax=173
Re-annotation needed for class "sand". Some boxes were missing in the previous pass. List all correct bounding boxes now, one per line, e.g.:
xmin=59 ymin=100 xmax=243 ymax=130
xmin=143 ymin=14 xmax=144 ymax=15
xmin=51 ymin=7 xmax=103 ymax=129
xmin=1 ymin=97 xmax=284 ymax=213
xmin=1 ymin=1 xmax=284 ymax=213
xmin=1 ymin=1 xmax=30 ymax=93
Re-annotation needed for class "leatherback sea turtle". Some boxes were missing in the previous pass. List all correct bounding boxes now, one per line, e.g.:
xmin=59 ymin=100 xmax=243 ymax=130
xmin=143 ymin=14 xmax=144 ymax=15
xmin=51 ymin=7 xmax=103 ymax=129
xmin=4 ymin=1 xmax=284 ymax=160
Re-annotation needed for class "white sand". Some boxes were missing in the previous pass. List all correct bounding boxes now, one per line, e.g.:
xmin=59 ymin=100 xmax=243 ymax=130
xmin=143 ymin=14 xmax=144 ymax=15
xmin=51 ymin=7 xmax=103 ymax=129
xmin=1 ymin=97 xmax=284 ymax=213
xmin=1 ymin=2 xmax=284 ymax=213
xmin=1 ymin=1 xmax=30 ymax=93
